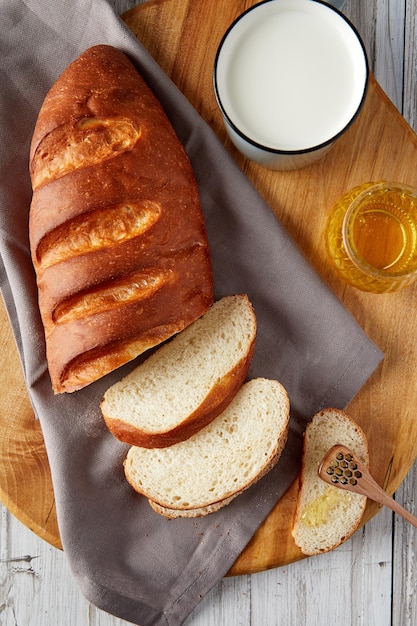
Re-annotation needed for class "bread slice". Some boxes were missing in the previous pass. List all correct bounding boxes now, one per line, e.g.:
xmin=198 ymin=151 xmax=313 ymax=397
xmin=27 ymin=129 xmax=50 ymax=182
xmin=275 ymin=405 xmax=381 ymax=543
xmin=292 ymin=408 xmax=369 ymax=556
xmin=124 ymin=378 xmax=290 ymax=515
xmin=101 ymin=295 xmax=257 ymax=448
xmin=148 ymin=495 xmax=235 ymax=519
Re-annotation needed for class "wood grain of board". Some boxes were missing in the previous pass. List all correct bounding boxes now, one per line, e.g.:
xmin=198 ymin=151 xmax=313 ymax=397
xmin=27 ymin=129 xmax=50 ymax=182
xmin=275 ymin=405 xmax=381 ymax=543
xmin=1 ymin=0 xmax=417 ymax=575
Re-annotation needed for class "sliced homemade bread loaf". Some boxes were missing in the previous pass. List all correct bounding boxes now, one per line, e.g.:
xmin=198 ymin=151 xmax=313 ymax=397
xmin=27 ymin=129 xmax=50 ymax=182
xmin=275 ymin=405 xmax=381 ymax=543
xmin=124 ymin=378 xmax=290 ymax=515
xmin=292 ymin=408 xmax=369 ymax=556
xmin=101 ymin=295 xmax=256 ymax=448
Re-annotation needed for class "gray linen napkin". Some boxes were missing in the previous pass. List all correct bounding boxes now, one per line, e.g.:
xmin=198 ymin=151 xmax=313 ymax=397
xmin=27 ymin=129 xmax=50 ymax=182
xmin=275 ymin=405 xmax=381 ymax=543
xmin=0 ymin=0 xmax=383 ymax=624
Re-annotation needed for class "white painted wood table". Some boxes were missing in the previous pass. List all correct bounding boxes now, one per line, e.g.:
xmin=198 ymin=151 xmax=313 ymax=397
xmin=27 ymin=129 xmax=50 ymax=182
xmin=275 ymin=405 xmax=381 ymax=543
xmin=1 ymin=1 xmax=416 ymax=624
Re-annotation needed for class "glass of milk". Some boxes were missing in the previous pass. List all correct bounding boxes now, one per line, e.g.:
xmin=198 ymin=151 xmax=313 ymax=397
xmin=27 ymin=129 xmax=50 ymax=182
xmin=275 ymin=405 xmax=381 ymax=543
xmin=213 ymin=0 xmax=368 ymax=170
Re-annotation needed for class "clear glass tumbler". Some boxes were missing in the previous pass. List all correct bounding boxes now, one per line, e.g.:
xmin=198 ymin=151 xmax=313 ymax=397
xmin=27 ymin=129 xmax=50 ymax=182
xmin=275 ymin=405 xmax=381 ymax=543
xmin=325 ymin=182 xmax=417 ymax=293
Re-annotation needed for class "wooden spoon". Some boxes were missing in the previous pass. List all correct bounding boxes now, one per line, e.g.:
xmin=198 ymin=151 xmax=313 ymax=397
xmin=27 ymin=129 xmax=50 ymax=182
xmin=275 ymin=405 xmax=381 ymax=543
xmin=318 ymin=444 xmax=417 ymax=528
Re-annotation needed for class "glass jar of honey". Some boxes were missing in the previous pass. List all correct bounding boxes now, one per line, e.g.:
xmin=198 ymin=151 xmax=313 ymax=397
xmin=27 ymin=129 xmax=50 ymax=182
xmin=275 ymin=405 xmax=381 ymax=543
xmin=326 ymin=182 xmax=417 ymax=293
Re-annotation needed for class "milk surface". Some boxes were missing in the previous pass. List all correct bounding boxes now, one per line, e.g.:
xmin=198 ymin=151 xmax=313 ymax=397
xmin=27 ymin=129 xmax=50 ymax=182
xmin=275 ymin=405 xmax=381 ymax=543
xmin=217 ymin=2 xmax=367 ymax=151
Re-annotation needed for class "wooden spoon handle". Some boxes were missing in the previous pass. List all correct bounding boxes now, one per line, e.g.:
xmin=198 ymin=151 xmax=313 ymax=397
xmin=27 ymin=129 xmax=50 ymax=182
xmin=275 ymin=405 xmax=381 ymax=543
xmin=354 ymin=469 xmax=417 ymax=528
xmin=362 ymin=476 xmax=417 ymax=528
xmin=319 ymin=445 xmax=417 ymax=528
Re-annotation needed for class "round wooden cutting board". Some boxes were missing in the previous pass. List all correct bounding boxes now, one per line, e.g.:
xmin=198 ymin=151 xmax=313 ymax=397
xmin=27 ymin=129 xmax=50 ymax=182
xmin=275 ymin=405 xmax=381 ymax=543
xmin=2 ymin=0 xmax=417 ymax=574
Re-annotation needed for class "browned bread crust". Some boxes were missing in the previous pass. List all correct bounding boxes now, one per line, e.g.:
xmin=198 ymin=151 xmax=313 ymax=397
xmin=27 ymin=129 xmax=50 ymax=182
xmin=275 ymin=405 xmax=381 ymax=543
xmin=29 ymin=45 xmax=213 ymax=393
xmin=147 ymin=495 xmax=236 ymax=518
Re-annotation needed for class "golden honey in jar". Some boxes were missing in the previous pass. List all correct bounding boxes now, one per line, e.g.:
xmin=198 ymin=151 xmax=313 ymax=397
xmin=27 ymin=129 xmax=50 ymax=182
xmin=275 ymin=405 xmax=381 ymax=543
xmin=325 ymin=182 xmax=417 ymax=293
